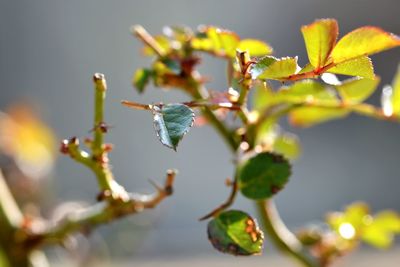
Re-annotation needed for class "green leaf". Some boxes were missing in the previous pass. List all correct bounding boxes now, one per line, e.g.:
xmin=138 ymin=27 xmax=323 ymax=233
xmin=391 ymin=65 xmax=400 ymax=115
xmin=251 ymin=56 xmax=298 ymax=80
xmin=273 ymin=133 xmax=301 ymax=160
xmin=328 ymin=56 xmax=374 ymax=79
xmin=132 ymin=68 xmax=153 ymax=93
xmin=331 ymin=27 xmax=400 ymax=63
xmin=161 ymin=58 xmax=181 ymax=74
xmin=301 ymin=19 xmax=338 ymax=68
xmin=152 ymin=104 xmax=194 ymax=150
xmin=238 ymin=39 xmax=273 ymax=57
xmin=207 ymin=210 xmax=264 ymax=256
xmin=336 ymin=76 xmax=380 ymax=103
xmin=289 ymin=107 xmax=348 ymax=127
xmin=238 ymin=152 xmax=291 ymax=199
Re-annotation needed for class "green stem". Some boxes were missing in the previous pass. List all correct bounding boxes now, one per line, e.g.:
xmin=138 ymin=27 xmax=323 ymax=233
xmin=187 ymin=74 xmax=319 ymax=267
xmin=91 ymin=73 xmax=115 ymax=192
xmin=186 ymin=74 xmax=239 ymax=150
xmin=256 ymin=200 xmax=320 ymax=267
xmin=0 ymin=170 xmax=49 ymax=267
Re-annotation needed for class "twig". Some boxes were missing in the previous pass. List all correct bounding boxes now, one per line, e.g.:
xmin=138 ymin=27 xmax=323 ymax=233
xmin=24 ymin=170 xmax=177 ymax=250
xmin=121 ymin=99 xmax=241 ymax=111
xmin=132 ymin=25 xmax=166 ymax=57
xmin=199 ymin=175 xmax=238 ymax=221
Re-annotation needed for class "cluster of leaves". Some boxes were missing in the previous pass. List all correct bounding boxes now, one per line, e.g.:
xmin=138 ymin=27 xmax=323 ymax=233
xmin=296 ymin=202 xmax=400 ymax=265
xmin=127 ymin=19 xmax=400 ymax=258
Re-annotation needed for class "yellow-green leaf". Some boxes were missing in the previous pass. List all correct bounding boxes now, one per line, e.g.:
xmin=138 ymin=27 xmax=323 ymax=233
xmin=238 ymin=39 xmax=273 ymax=57
xmin=328 ymin=56 xmax=374 ymax=79
xmin=289 ymin=107 xmax=348 ymax=127
xmin=132 ymin=68 xmax=153 ymax=93
xmin=301 ymin=19 xmax=338 ymax=68
xmin=391 ymin=65 xmax=400 ymax=115
xmin=273 ymin=133 xmax=301 ymax=160
xmin=276 ymin=80 xmax=338 ymax=104
xmin=331 ymin=27 xmax=400 ymax=63
xmin=251 ymin=56 xmax=298 ymax=80
xmin=142 ymin=35 xmax=170 ymax=56
xmin=362 ymin=211 xmax=400 ymax=249
xmin=253 ymin=82 xmax=274 ymax=111
xmin=336 ymin=76 xmax=380 ymax=103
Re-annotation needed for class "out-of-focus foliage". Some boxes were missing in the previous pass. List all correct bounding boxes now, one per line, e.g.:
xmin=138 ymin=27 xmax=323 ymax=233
xmin=132 ymin=18 xmax=400 ymax=258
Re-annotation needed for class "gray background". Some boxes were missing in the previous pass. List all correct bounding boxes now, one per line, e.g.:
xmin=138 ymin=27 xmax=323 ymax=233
xmin=0 ymin=0 xmax=399 ymax=264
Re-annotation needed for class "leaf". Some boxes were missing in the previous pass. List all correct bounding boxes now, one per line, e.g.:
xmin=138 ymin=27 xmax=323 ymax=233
xmin=362 ymin=211 xmax=400 ymax=249
xmin=192 ymin=26 xmax=240 ymax=57
xmin=161 ymin=58 xmax=181 ymax=74
xmin=273 ymin=133 xmax=301 ymax=160
xmin=253 ymin=81 xmax=274 ymax=111
xmin=289 ymin=107 xmax=348 ymax=127
xmin=132 ymin=68 xmax=153 ymax=93
xmin=335 ymin=76 xmax=380 ymax=103
xmin=142 ymin=35 xmax=170 ymax=56
xmin=251 ymin=56 xmax=298 ymax=80
xmin=301 ymin=19 xmax=338 ymax=68
xmin=391 ymin=65 xmax=400 ymax=115
xmin=207 ymin=210 xmax=264 ymax=256
xmin=326 ymin=202 xmax=370 ymax=237
xmin=331 ymin=27 xmax=400 ymax=63
xmin=328 ymin=56 xmax=374 ymax=79
xmin=152 ymin=104 xmax=194 ymax=150
xmin=298 ymin=63 xmax=315 ymax=74
xmin=238 ymin=39 xmax=273 ymax=57
xmin=276 ymin=80 xmax=339 ymax=104
xmin=238 ymin=152 xmax=291 ymax=199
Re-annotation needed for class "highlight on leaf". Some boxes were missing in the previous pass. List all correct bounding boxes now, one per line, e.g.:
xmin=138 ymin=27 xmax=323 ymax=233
xmin=301 ymin=18 xmax=338 ymax=68
xmin=326 ymin=202 xmax=400 ymax=249
xmin=250 ymin=56 xmax=299 ymax=80
xmin=330 ymin=27 xmax=400 ymax=63
xmin=335 ymin=76 xmax=380 ymax=104
xmin=152 ymin=104 xmax=195 ymax=151
xmin=207 ymin=210 xmax=264 ymax=256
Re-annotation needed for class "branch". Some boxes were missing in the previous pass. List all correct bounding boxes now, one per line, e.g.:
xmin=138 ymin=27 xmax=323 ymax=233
xmin=256 ymin=200 xmax=320 ymax=267
xmin=24 ymin=169 xmax=176 ymax=250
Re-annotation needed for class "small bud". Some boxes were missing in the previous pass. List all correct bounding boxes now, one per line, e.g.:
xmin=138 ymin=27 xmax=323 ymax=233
xmin=69 ymin=136 xmax=79 ymax=146
xmin=93 ymin=73 xmax=107 ymax=91
xmin=103 ymin=143 xmax=114 ymax=152
xmin=60 ymin=139 xmax=69 ymax=154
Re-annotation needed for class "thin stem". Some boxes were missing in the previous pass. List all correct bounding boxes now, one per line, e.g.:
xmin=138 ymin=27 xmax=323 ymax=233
xmin=132 ymin=25 xmax=166 ymax=57
xmin=256 ymin=200 xmax=320 ymax=267
xmin=199 ymin=172 xmax=239 ymax=221
xmin=0 ymin=170 xmax=48 ymax=267
xmin=186 ymin=73 xmax=239 ymax=151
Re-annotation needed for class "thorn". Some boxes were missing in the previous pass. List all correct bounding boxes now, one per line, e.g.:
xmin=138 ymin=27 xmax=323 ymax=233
xmin=148 ymin=179 xmax=163 ymax=192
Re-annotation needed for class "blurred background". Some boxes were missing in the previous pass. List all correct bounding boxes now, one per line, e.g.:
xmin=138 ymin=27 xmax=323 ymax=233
xmin=0 ymin=0 xmax=399 ymax=266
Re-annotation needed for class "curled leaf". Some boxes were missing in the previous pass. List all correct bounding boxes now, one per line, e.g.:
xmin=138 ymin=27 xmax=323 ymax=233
xmin=152 ymin=104 xmax=195 ymax=151
xmin=207 ymin=210 xmax=264 ymax=256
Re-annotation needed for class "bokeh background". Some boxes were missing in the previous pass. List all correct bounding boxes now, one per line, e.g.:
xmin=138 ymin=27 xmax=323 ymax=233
xmin=0 ymin=0 xmax=399 ymax=266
